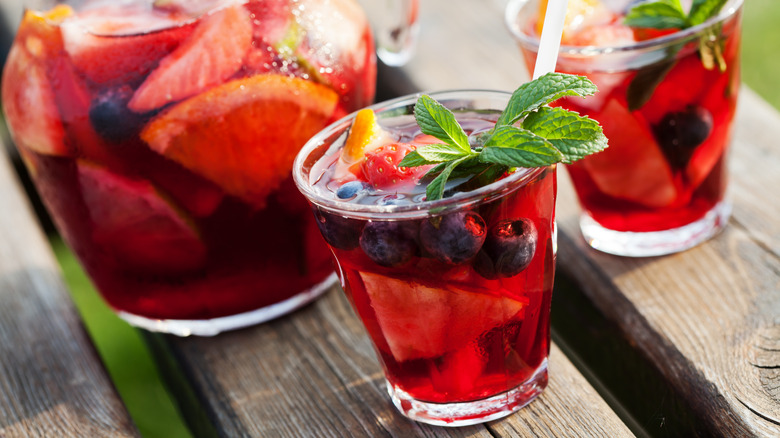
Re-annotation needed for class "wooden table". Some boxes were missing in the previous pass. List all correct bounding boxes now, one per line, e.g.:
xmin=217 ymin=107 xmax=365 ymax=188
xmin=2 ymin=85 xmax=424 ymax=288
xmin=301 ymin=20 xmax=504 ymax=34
xmin=1 ymin=0 xmax=779 ymax=436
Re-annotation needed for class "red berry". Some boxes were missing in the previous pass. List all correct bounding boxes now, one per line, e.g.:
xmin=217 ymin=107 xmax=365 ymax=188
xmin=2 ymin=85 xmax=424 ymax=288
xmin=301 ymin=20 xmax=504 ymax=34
xmin=360 ymin=142 xmax=429 ymax=190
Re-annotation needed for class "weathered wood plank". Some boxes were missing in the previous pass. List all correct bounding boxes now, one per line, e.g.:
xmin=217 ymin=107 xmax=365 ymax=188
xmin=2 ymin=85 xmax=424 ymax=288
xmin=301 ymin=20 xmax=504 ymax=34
xmin=0 ymin=148 xmax=139 ymax=436
xmin=153 ymin=284 xmax=634 ymax=437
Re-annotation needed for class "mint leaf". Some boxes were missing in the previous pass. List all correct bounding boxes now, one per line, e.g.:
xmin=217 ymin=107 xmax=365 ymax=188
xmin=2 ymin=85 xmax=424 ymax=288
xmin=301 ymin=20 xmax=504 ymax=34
xmin=426 ymin=157 xmax=470 ymax=201
xmin=497 ymin=72 xmax=597 ymax=127
xmin=689 ymin=0 xmax=727 ymax=25
xmin=624 ymin=0 xmax=727 ymax=111
xmin=480 ymin=126 xmax=563 ymax=167
xmin=398 ymin=150 xmax=436 ymax=167
xmin=414 ymin=143 xmax=470 ymax=163
xmin=624 ymin=0 xmax=689 ymax=29
xmin=625 ymin=0 xmax=729 ymax=109
xmin=522 ymin=107 xmax=608 ymax=162
xmin=415 ymin=95 xmax=471 ymax=154
xmin=626 ymin=57 xmax=676 ymax=111
xmin=403 ymin=73 xmax=607 ymax=201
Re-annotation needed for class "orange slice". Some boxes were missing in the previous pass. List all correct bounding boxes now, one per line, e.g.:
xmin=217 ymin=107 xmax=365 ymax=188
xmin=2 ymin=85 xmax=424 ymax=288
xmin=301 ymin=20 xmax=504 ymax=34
xmin=342 ymin=108 xmax=390 ymax=163
xmin=141 ymin=74 xmax=339 ymax=207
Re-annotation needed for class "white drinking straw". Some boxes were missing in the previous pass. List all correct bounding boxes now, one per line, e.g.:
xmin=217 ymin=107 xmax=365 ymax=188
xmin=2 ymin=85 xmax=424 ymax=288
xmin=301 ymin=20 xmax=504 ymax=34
xmin=532 ymin=0 xmax=570 ymax=78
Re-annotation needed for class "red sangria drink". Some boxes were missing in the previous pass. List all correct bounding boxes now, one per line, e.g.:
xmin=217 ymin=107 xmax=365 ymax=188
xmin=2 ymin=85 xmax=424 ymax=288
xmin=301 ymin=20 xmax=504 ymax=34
xmin=1 ymin=0 xmax=376 ymax=335
xmin=507 ymin=0 xmax=743 ymax=256
xmin=294 ymin=76 xmax=607 ymax=425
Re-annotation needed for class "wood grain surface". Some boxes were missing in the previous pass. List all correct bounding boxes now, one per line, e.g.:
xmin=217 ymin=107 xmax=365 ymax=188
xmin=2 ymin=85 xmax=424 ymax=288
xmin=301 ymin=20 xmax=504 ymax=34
xmin=154 ymin=285 xmax=634 ymax=437
xmin=0 ymin=147 xmax=138 ymax=436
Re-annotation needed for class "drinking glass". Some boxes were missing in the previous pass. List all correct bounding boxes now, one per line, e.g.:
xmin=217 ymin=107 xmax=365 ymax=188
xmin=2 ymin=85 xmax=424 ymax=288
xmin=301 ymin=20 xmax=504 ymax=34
xmin=1 ymin=0 xmax=383 ymax=335
xmin=293 ymin=90 xmax=557 ymax=426
xmin=506 ymin=0 xmax=742 ymax=256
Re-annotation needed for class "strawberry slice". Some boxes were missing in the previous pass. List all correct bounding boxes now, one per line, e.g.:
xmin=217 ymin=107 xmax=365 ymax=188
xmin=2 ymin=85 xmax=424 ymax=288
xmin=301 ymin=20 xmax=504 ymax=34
xmin=2 ymin=7 xmax=70 ymax=156
xmin=361 ymin=143 xmax=432 ymax=190
xmin=78 ymin=161 xmax=207 ymax=275
xmin=360 ymin=271 xmax=526 ymax=362
xmin=140 ymin=74 xmax=338 ymax=207
xmin=61 ymin=6 xmax=195 ymax=86
xmin=128 ymin=4 xmax=253 ymax=113
xmin=581 ymin=99 xmax=678 ymax=208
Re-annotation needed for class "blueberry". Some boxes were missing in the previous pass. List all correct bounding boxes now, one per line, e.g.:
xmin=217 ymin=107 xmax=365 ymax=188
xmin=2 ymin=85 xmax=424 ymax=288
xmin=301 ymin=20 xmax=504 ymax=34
xmin=652 ymin=106 xmax=713 ymax=169
xmin=420 ymin=211 xmax=486 ymax=264
xmin=474 ymin=218 xmax=537 ymax=279
xmin=359 ymin=221 xmax=419 ymax=267
xmin=313 ymin=207 xmax=363 ymax=250
xmin=89 ymin=86 xmax=144 ymax=143
xmin=336 ymin=181 xmax=369 ymax=199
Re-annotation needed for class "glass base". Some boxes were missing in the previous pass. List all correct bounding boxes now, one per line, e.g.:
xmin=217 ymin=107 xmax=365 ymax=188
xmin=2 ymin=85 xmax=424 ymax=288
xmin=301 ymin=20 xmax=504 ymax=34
xmin=117 ymin=272 xmax=337 ymax=336
xmin=579 ymin=200 xmax=732 ymax=257
xmin=386 ymin=359 xmax=548 ymax=427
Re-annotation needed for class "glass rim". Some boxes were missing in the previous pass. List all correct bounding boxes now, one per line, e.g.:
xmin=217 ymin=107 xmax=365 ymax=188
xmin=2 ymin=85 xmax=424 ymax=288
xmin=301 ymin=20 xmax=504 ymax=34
xmin=292 ymin=89 xmax=549 ymax=221
xmin=505 ymin=0 xmax=744 ymax=56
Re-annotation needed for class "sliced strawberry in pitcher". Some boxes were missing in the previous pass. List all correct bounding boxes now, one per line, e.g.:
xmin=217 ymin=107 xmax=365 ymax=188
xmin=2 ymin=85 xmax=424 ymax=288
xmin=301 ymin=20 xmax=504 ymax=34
xmin=581 ymin=99 xmax=677 ymax=208
xmin=61 ymin=5 xmax=195 ymax=86
xmin=128 ymin=4 xmax=253 ymax=113
xmin=140 ymin=74 xmax=338 ymax=208
xmin=78 ymin=161 xmax=207 ymax=274
xmin=2 ymin=8 xmax=70 ymax=156
xmin=360 ymin=271 xmax=526 ymax=362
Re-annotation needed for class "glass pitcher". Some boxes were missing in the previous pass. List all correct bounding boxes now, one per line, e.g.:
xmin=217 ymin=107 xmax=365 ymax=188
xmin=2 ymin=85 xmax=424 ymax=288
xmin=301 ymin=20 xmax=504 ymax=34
xmin=1 ymin=0 xmax=419 ymax=335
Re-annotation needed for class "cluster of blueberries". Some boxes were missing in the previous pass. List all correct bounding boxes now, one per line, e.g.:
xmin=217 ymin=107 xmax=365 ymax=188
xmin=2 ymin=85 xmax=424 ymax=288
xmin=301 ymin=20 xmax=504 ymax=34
xmin=314 ymin=206 xmax=538 ymax=280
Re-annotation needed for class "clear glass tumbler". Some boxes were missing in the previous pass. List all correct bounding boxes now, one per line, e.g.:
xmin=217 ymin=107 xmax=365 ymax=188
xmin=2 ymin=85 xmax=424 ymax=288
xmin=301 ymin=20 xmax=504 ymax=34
xmin=293 ymin=90 xmax=557 ymax=426
xmin=507 ymin=0 xmax=742 ymax=256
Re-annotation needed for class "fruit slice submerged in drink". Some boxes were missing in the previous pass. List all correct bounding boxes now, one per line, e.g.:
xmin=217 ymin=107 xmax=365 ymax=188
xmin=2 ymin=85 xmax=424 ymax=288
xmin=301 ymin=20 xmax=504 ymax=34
xmin=77 ymin=161 xmax=207 ymax=275
xmin=580 ymin=99 xmax=677 ymax=207
xmin=141 ymin=74 xmax=339 ymax=207
xmin=2 ymin=7 xmax=71 ymax=156
xmin=359 ymin=271 xmax=527 ymax=362
xmin=128 ymin=3 xmax=253 ymax=112
xmin=61 ymin=4 xmax=196 ymax=86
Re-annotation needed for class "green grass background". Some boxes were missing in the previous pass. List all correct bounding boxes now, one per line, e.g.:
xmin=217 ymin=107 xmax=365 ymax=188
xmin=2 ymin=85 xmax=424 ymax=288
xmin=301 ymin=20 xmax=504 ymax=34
xmin=8 ymin=1 xmax=780 ymax=437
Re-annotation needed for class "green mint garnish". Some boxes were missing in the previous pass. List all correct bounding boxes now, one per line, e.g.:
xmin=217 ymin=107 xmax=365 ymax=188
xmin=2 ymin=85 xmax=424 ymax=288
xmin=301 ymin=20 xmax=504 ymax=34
xmin=624 ymin=0 xmax=728 ymax=110
xmin=398 ymin=72 xmax=608 ymax=202
xmin=625 ymin=0 xmax=727 ymax=29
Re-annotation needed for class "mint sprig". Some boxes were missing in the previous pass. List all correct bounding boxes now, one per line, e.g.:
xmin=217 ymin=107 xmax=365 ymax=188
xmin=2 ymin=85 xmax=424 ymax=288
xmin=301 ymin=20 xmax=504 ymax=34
xmin=624 ymin=0 xmax=728 ymax=110
xmin=624 ymin=0 xmax=727 ymax=29
xmin=398 ymin=72 xmax=607 ymax=201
